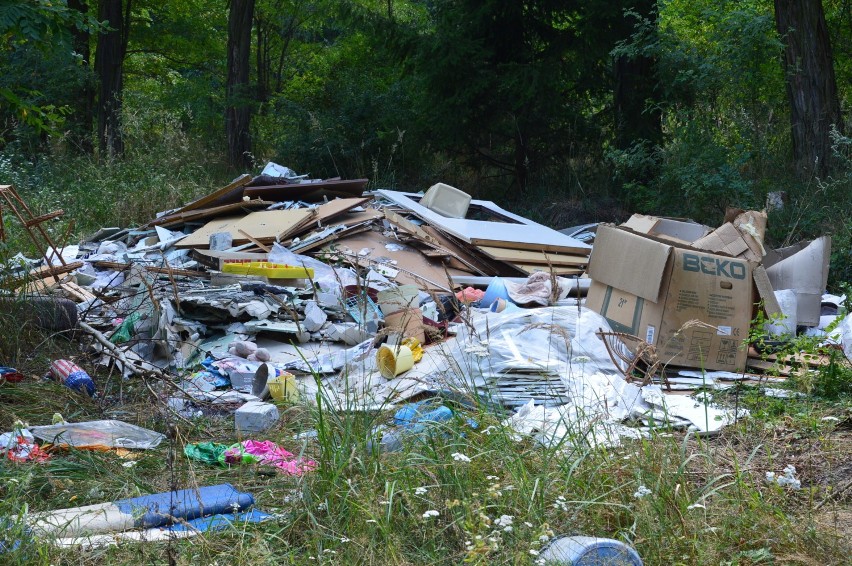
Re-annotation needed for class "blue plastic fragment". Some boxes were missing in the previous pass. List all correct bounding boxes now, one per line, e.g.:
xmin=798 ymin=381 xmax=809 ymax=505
xmin=168 ymin=509 xmax=272 ymax=533
xmin=113 ymin=483 xmax=255 ymax=529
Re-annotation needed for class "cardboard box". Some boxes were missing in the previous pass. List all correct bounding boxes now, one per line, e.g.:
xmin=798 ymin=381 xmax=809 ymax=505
xmin=586 ymin=225 xmax=754 ymax=371
xmin=763 ymin=236 xmax=831 ymax=326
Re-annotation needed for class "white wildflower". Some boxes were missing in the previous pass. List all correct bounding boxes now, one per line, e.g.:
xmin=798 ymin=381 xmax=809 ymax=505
xmin=415 ymin=486 xmax=428 ymax=495
xmin=529 ymin=549 xmax=540 ymax=556
xmin=486 ymin=475 xmax=499 ymax=481
xmin=340 ymin=537 xmax=350 ymax=543
xmin=539 ymin=534 xmax=550 ymax=543
xmin=451 ymin=452 xmax=471 ymax=463
xmin=422 ymin=510 xmax=440 ymax=518
xmin=524 ymin=521 xmax=534 ymax=528
xmin=766 ymin=465 xmax=801 ymax=490
xmin=686 ymin=503 xmax=706 ymax=510
xmin=317 ymin=502 xmax=327 ymax=511
xmin=495 ymin=515 xmax=514 ymax=528
xmin=633 ymin=485 xmax=652 ymax=499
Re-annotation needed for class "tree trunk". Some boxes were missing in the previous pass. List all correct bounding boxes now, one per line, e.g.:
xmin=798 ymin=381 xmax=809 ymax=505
xmin=68 ymin=0 xmax=94 ymax=154
xmin=614 ymin=0 xmax=661 ymax=151
xmin=226 ymin=0 xmax=256 ymax=170
xmin=775 ymin=0 xmax=842 ymax=177
xmin=95 ymin=0 xmax=131 ymax=158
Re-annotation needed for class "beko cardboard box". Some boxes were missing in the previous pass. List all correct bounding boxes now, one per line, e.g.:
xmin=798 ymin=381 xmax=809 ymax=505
xmin=586 ymin=224 xmax=754 ymax=371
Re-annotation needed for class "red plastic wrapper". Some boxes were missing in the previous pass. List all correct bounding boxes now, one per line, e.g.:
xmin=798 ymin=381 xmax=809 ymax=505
xmin=0 ymin=366 xmax=24 ymax=383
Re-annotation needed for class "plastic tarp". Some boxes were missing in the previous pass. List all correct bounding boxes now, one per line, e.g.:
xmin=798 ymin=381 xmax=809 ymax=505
xmin=29 ymin=420 xmax=165 ymax=450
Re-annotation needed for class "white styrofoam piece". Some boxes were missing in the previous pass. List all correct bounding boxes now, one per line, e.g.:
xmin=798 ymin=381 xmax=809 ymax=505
xmin=235 ymin=401 xmax=279 ymax=433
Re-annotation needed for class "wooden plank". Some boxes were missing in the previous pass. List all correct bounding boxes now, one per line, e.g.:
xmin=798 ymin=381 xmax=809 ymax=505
xmin=28 ymin=262 xmax=84 ymax=280
xmin=149 ymin=199 xmax=274 ymax=228
xmin=92 ymin=261 xmax=211 ymax=279
xmin=237 ymin=229 xmax=272 ymax=252
xmin=314 ymin=197 xmax=371 ymax=224
xmin=175 ymin=209 xmax=315 ymax=249
xmin=477 ymin=246 xmax=589 ymax=266
xmin=470 ymin=237 xmax=590 ymax=254
xmin=512 ymin=263 xmax=583 ymax=276
xmin=384 ymin=210 xmax=441 ymax=247
xmin=243 ymin=178 xmax=368 ymax=201
xmin=322 ymin=230 xmax=471 ymax=291
xmin=171 ymin=174 xmax=253 ymax=215
xmin=420 ymin=226 xmax=498 ymax=276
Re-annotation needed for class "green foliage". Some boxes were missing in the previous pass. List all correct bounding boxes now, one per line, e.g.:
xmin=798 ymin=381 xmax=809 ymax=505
xmin=610 ymin=0 xmax=787 ymax=223
xmin=0 ymin=0 xmax=101 ymax=144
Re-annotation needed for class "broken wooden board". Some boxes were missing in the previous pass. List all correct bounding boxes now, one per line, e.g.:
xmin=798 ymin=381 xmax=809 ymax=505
xmin=170 ymin=174 xmax=253 ymax=215
xmin=243 ymin=178 xmax=368 ymax=201
xmin=92 ymin=261 xmax=211 ymax=279
xmin=313 ymin=197 xmax=371 ymax=225
xmin=285 ymin=207 xmax=382 ymax=252
xmin=175 ymin=209 xmax=315 ymax=249
xmin=377 ymin=190 xmax=592 ymax=254
xmin=320 ymin=230 xmax=470 ymax=291
xmin=419 ymin=226 xmax=505 ymax=276
xmin=149 ymin=199 xmax=274 ymax=228
xmin=477 ymin=246 xmax=589 ymax=266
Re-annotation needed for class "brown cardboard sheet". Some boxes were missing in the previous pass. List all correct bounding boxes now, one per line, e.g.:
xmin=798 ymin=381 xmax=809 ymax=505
xmin=175 ymin=209 xmax=315 ymax=249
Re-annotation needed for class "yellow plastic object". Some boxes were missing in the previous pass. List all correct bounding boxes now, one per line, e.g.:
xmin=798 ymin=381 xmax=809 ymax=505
xmin=376 ymin=344 xmax=415 ymax=378
xmin=267 ymin=372 xmax=299 ymax=403
xmin=222 ymin=261 xmax=314 ymax=279
xmin=401 ymin=337 xmax=423 ymax=362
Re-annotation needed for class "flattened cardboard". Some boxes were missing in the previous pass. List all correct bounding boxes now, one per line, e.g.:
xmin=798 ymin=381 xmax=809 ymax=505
xmin=587 ymin=225 xmax=671 ymax=302
xmin=752 ymin=265 xmax=781 ymax=317
xmin=692 ymin=223 xmax=750 ymax=257
xmin=622 ymin=214 xmax=711 ymax=244
xmin=763 ymin=236 xmax=831 ymax=326
xmin=587 ymin=225 xmax=753 ymax=371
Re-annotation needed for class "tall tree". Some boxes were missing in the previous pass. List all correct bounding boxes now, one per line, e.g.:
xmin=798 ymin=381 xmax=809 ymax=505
xmin=68 ymin=0 xmax=95 ymax=153
xmin=226 ymin=0 xmax=255 ymax=169
xmin=95 ymin=0 xmax=132 ymax=157
xmin=614 ymin=0 xmax=662 ymax=151
xmin=775 ymin=0 xmax=842 ymax=176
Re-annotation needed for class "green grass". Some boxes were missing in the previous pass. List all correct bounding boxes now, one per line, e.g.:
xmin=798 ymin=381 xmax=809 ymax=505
xmin=2 ymin=334 xmax=852 ymax=565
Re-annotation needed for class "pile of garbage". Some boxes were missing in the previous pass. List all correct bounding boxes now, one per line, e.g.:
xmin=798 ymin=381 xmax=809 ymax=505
xmin=0 ymin=165 xmax=847 ymax=545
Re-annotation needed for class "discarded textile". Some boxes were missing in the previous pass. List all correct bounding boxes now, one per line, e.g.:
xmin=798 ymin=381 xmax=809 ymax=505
xmin=53 ymin=509 xmax=273 ymax=549
xmin=28 ymin=483 xmax=255 ymax=538
xmin=185 ymin=440 xmax=316 ymax=475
